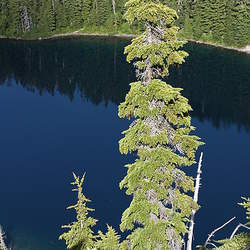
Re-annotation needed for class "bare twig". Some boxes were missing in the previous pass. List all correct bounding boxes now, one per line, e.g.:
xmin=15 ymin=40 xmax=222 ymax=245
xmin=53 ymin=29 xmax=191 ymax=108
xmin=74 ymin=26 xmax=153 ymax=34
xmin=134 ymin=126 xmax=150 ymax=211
xmin=207 ymin=242 xmax=218 ymax=248
xmin=187 ymin=152 xmax=203 ymax=250
xmin=230 ymin=223 xmax=250 ymax=239
xmin=204 ymin=217 xmax=236 ymax=248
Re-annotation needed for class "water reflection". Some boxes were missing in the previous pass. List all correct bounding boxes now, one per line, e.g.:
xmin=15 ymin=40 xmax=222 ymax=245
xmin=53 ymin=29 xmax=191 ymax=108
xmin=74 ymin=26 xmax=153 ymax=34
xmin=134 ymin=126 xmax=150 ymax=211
xmin=0 ymin=38 xmax=250 ymax=249
xmin=169 ymin=43 xmax=250 ymax=131
xmin=0 ymin=38 xmax=250 ymax=130
xmin=0 ymin=38 xmax=133 ymax=106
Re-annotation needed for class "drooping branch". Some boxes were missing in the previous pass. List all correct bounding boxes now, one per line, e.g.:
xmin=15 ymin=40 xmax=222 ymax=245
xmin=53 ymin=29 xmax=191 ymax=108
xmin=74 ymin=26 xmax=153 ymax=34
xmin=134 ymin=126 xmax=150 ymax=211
xmin=187 ymin=152 xmax=203 ymax=250
xmin=203 ymin=217 xmax=236 ymax=248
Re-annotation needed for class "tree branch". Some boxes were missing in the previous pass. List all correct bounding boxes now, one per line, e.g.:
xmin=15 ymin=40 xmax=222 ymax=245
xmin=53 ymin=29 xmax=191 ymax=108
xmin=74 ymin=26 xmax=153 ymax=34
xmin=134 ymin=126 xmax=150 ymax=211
xmin=204 ymin=217 xmax=236 ymax=248
xmin=230 ymin=223 xmax=250 ymax=239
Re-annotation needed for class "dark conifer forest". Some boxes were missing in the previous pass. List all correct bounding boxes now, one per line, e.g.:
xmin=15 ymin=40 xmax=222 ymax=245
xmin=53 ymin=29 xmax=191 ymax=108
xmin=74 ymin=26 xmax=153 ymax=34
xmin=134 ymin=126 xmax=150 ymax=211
xmin=0 ymin=0 xmax=249 ymax=47
xmin=0 ymin=0 xmax=250 ymax=249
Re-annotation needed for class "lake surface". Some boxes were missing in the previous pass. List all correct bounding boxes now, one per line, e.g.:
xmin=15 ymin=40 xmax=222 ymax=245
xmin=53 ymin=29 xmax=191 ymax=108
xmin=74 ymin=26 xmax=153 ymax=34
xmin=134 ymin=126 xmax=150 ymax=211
xmin=0 ymin=37 xmax=249 ymax=250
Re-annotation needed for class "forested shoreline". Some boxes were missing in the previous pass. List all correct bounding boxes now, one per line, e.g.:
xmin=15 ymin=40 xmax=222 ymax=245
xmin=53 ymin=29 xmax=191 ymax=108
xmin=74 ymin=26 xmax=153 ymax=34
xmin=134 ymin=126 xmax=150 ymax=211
xmin=0 ymin=0 xmax=250 ymax=249
xmin=0 ymin=0 xmax=249 ymax=48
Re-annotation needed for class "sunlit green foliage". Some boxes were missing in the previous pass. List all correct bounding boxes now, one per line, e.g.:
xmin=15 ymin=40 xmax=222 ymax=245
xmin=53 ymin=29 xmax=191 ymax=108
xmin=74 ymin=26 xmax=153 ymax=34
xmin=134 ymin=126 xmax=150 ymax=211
xmin=239 ymin=197 xmax=250 ymax=225
xmin=216 ymin=233 xmax=250 ymax=250
xmin=59 ymin=173 xmax=97 ymax=250
xmin=60 ymin=174 xmax=124 ymax=250
xmin=95 ymin=225 xmax=121 ymax=249
xmin=118 ymin=0 xmax=203 ymax=249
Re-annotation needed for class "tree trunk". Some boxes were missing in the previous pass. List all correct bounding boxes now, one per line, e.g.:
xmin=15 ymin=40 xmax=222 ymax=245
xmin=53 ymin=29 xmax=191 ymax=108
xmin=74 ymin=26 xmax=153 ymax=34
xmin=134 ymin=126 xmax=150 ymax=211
xmin=143 ymin=22 xmax=153 ymax=85
xmin=51 ymin=0 xmax=55 ymax=12
xmin=111 ymin=0 xmax=116 ymax=16
xmin=187 ymin=152 xmax=203 ymax=250
xmin=111 ymin=0 xmax=117 ymax=27
xmin=20 ymin=6 xmax=32 ymax=32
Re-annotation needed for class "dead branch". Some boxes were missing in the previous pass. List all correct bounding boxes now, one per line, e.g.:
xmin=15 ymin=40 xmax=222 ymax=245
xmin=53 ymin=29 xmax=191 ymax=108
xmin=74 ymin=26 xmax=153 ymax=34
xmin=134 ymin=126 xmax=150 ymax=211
xmin=203 ymin=217 xmax=236 ymax=248
xmin=187 ymin=152 xmax=203 ymax=250
xmin=230 ymin=223 xmax=250 ymax=239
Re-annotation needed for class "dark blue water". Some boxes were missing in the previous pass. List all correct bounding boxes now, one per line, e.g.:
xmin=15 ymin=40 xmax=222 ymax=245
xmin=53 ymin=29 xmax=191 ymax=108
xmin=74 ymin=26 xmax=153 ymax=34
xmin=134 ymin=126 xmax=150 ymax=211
xmin=0 ymin=38 xmax=249 ymax=249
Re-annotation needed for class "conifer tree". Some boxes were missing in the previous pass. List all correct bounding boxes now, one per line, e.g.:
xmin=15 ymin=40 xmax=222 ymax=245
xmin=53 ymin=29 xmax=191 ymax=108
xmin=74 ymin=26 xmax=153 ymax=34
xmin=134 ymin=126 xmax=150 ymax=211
xmin=95 ymin=0 xmax=110 ymax=26
xmin=182 ymin=15 xmax=193 ymax=39
xmin=38 ymin=1 xmax=55 ymax=33
xmin=82 ymin=0 xmax=92 ymax=25
xmin=55 ymin=0 xmax=68 ymax=30
xmin=0 ymin=0 xmax=8 ymax=34
xmin=192 ymin=1 xmax=203 ymax=40
xmin=95 ymin=225 xmax=121 ymax=249
xmin=7 ymin=0 xmax=21 ymax=35
xmin=118 ymin=0 xmax=203 ymax=249
xmin=198 ymin=0 xmax=213 ymax=40
xmin=48 ymin=0 xmax=56 ymax=32
xmin=59 ymin=173 xmax=97 ymax=250
xmin=63 ymin=0 xmax=74 ymax=27
xmin=72 ymin=0 xmax=83 ymax=28
xmin=28 ymin=0 xmax=41 ymax=31
xmin=231 ymin=0 xmax=250 ymax=47
xmin=224 ymin=0 xmax=235 ymax=46
xmin=210 ymin=0 xmax=226 ymax=43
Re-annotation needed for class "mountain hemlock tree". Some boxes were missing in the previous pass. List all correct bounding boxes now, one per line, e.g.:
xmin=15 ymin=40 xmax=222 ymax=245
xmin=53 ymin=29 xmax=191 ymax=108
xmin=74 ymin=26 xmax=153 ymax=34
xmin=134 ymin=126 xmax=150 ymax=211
xmin=59 ymin=173 xmax=122 ymax=250
xmin=95 ymin=225 xmax=121 ymax=249
xmin=118 ymin=0 xmax=203 ymax=249
xmin=59 ymin=173 xmax=97 ymax=250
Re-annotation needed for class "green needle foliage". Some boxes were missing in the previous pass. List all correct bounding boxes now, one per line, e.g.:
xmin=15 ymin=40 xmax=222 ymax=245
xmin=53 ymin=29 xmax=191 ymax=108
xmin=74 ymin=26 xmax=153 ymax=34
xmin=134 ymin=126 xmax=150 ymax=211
xmin=239 ymin=197 xmax=250 ymax=225
xmin=216 ymin=233 xmax=250 ymax=250
xmin=118 ymin=0 xmax=203 ymax=249
xmin=95 ymin=225 xmax=121 ymax=249
xmin=59 ymin=173 xmax=97 ymax=250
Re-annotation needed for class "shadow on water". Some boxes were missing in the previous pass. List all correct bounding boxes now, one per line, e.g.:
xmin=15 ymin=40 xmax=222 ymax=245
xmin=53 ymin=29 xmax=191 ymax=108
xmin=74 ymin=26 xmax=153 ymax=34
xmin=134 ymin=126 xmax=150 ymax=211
xmin=0 ymin=38 xmax=250 ymax=130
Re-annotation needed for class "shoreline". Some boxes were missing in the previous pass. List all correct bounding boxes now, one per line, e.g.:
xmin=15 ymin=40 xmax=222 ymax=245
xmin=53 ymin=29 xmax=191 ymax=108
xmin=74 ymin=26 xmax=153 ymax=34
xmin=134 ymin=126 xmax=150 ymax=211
xmin=0 ymin=31 xmax=249 ymax=55
xmin=189 ymin=39 xmax=250 ymax=55
xmin=0 ymin=31 xmax=136 ymax=41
